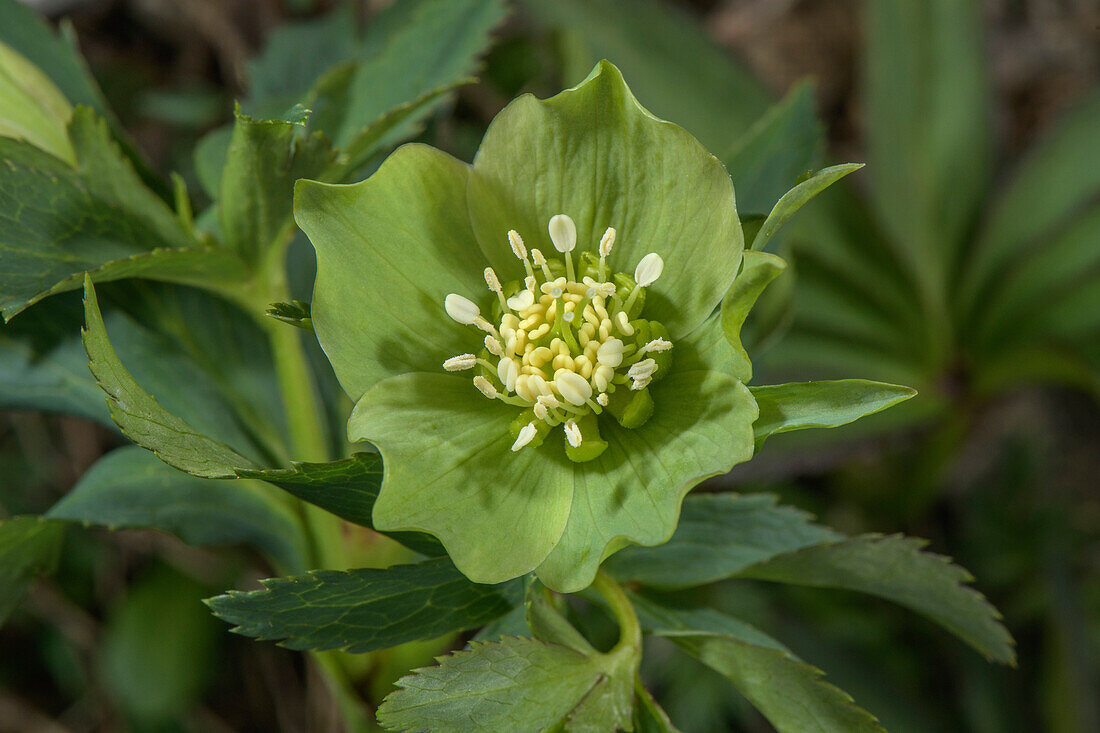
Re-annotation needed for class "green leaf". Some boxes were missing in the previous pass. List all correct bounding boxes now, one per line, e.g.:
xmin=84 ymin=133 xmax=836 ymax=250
xmin=192 ymin=124 xmax=232 ymax=199
xmin=521 ymin=0 xmax=770 ymax=155
xmin=720 ymin=250 xmax=787 ymax=381
xmin=749 ymin=379 xmax=916 ymax=447
xmin=266 ymin=299 xmax=313 ymax=331
xmin=468 ymin=60 xmax=744 ymax=340
xmin=0 ymin=515 xmax=63 ymax=624
xmin=48 ymin=446 xmax=308 ymax=573
xmin=749 ymin=164 xmax=864 ymax=254
xmin=236 ymin=453 xmax=442 ymax=557
xmin=206 ymin=557 xmax=522 ymax=653
xmin=100 ymin=565 xmax=220 ymax=725
xmin=739 ymin=534 xmax=1016 ymax=664
xmin=83 ymin=277 xmax=258 ymax=478
xmin=605 ymin=493 xmax=840 ymax=590
xmin=0 ymin=109 xmax=246 ymax=319
xmin=724 ymin=81 xmax=823 ymax=216
xmin=633 ymin=680 xmax=681 ymax=733
xmin=636 ymin=595 xmax=884 ymax=733
xmin=0 ymin=39 xmax=74 ymax=163
xmin=527 ymin=586 xmax=597 ymax=655
xmin=377 ymin=637 xmax=606 ymax=733
xmin=218 ymin=107 xmax=336 ymax=264
xmin=866 ymin=0 xmax=989 ymax=293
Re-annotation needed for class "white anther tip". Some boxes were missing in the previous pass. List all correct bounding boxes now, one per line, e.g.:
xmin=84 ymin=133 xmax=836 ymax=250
xmin=443 ymin=353 xmax=477 ymax=371
xmin=507 ymin=230 xmax=527 ymax=260
xmin=512 ymin=422 xmax=538 ymax=452
xmin=473 ymin=376 xmax=498 ymax=399
xmin=531 ymin=248 xmax=547 ymax=266
xmin=628 ymin=358 xmax=658 ymax=380
xmin=564 ymin=421 xmax=582 ymax=448
xmin=484 ymin=267 xmax=502 ymax=293
xmin=484 ymin=335 xmax=505 ymax=357
xmin=444 ymin=293 xmax=480 ymax=324
xmin=634 ymin=253 xmax=664 ymax=287
xmin=548 ymin=214 xmax=577 ymax=253
xmin=596 ymin=392 xmax=609 ymax=406
xmin=599 ymin=227 xmax=616 ymax=258
xmin=643 ymin=338 xmax=673 ymax=353
xmin=507 ymin=289 xmax=535 ymax=311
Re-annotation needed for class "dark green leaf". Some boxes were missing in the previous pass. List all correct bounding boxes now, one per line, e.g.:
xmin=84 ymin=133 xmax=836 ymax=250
xmin=0 ymin=515 xmax=63 ymax=624
xmin=237 ymin=453 xmax=442 ymax=557
xmin=48 ymin=446 xmax=307 ymax=572
xmin=0 ymin=109 xmax=246 ymax=319
xmin=724 ymin=81 xmax=823 ymax=215
xmin=605 ymin=493 xmax=839 ymax=590
xmin=749 ymin=164 xmax=864 ymax=254
xmin=377 ymin=636 xmax=604 ymax=733
xmin=266 ymin=300 xmax=313 ymax=331
xmin=636 ymin=596 xmax=884 ymax=733
xmin=218 ymin=107 xmax=336 ymax=264
xmin=738 ymin=534 xmax=1016 ymax=664
xmin=750 ymin=379 xmax=916 ymax=447
xmin=206 ymin=557 xmax=522 ymax=653
xmin=522 ymin=0 xmax=770 ymax=155
xmin=83 ymin=278 xmax=258 ymax=478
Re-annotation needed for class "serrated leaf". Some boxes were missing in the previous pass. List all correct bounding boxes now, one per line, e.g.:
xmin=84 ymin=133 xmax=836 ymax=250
xmin=266 ymin=299 xmax=313 ymax=331
xmin=48 ymin=446 xmax=308 ymax=572
xmin=749 ymin=164 xmax=864 ymax=254
xmin=0 ymin=515 xmax=63 ymax=624
xmin=738 ymin=534 xmax=1016 ymax=664
xmin=237 ymin=453 xmax=442 ymax=557
xmin=749 ymin=379 xmax=917 ymax=447
xmin=83 ymin=277 xmax=258 ymax=478
xmin=206 ymin=557 xmax=521 ymax=654
xmin=636 ymin=596 xmax=884 ymax=733
xmin=218 ymin=107 xmax=336 ymax=264
xmin=377 ymin=636 xmax=605 ymax=733
xmin=0 ymin=108 xmax=246 ymax=319
xmin=606 ymin=493 xmax=840 ymax=590
xmin=724 ymin=81 xmax=823 ymax=216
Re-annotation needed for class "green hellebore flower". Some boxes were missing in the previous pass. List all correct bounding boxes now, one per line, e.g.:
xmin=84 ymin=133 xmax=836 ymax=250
xmin=294 ymin=61 xmax=757 ymax=592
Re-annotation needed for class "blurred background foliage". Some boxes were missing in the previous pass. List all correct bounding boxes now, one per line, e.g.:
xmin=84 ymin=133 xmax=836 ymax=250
xmin=0 ymin=0 xmax=1096 ymax=731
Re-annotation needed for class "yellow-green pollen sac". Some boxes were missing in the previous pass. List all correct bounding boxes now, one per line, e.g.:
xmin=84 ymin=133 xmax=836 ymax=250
xmin=442 ymin=214 xmax=674 ymax=463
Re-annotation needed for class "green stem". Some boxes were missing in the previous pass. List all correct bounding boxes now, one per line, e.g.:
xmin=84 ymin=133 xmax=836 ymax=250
xmin=591 ymin=571 xmax=641 ymax=656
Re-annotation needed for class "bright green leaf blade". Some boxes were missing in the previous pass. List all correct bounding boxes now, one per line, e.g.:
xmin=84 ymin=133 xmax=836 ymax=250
xmin=0 ymin=515 xmax=63 ymax=624
xmin=635 ymin=596 xmax=884 ymax=733
xmin=349 ymin=372 xmax=573 ymax=585
xmin=377 ymin=636 xmax=603 ymax=733
xmin=218 ymin=107 xmax=336 ymax=265
xmin=724 ymin=81 xmax=823 ymax=216
xmin=749 ymin=164 xmax=864 ymax=254
xmin=48 ymin=446 xmax=308 ymax=573
xmin=333 ymin=0 xmax=506 ymax=150
xmin=521 ymin=0 xmax=770 ymax=155
xmin=295 ymin=144 xmax=486 ymax=401
xmin=866 ymin=0 xmax=990 ymax=287
xmin=605 ymin=493 xmax=840 ymax=590
xmin=237 ymin=453 xmax=443 ymax=557
xmin=749 ymin=379 xmax=916 ymax=447
xmin=206 ymin=557 xmax=522 ymax=653
xmin=0 ymin=109 xmax=245 ymax=319
xmin=0 ymin=39 xmax=74 ymax=163
xmin=536 ymin=369 xmax=758 ymax=593
xmin=468 ymin=60 xmax=744 ymax=340
xmin=82 ymin=278 xmax=258 ymax=478
xmin=960 ymin=90 xmax=1100 ymax=326
xmin=720 ymin=250 xmax=787 ymax=382
xmin=738 ymin=534 xmax=1016 ymax=664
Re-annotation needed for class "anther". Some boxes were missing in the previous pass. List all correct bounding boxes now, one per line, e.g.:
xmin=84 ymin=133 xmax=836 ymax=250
xmin=548 ymin=214 xmax=577 ymax=281
xmin=473 ymin=376 xmax=498 ymax=399
xmin=628 ymin=358 xmax=657 ymax=380
xmin=533 ymin=401 xmax=549 ymax=420
xmin=598 ymin=227 xmax=616 ymax=279
xmin=507 ymin=230 xmax=527 ymax=260
xmin=555 ymin=370 xmax=592 ymax=406
xmin=506 ymin=289 xmax=534 ymax=311
xmin=485 ymin=335 xmax=505 ymax=357
xmin=444 ymin=293 xmax=480 ymax=325
xmin=511 ymin=422 xmax=538 ymax=452
xmin=485 ymin=267 xmax=508 ymax=311
xmin=596 ymin=338 xmax=624 ymax=367
xmin=443 ymin=354 xmax=477 ymax=371
xmin=642 ymin=338 xmax=673 ymax=353
xmin=634 ymin=253 xmax=664 ymax=287
xmin=596 ymin=392 xmax=609 ymax=407
xmin=531 ymin=248 xmax=553 ymax=280
xmin=614 ymin=311 xmax=635 ymax=336
xmin=564 ymin=420 xmax=582 ymax=448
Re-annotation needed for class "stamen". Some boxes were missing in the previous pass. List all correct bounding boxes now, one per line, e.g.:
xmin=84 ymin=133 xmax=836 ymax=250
xmin=507 ymin=230 xmax=527 ymax=260
xmin=484 ymin=335 xmax=505 ymax=357
xmin=596 ymin=338 xmax=624 ymax=367
xmin=628 ymin=358 xmax=657 ymax=380
xmin=598 ymin=227 xmax=615 ymax=280
xmin=596 ymin=392 xmax=609 ymax=407
xmin=531 ymin=248 xmax=553 ymax=280
xmin=614 ymin=311 xmax=635 ymax=336
xmin=484 ymin=267 xmax=508 ymax=311
xmin=443 ymin=354 xmax=477 ymax=371
xmin=564 ymin=420 xmax=582 ymax=448
xmin=473 ymin=375 xmax=498 ymax=399
xmin=497 ymin=358 xmax=519 ymax=391
xmin=511 ymin=422 xmax=537 ymax=452
xmin=444 ymin=293 xmax=480 ymax=325
xmin=533 ymin=402 xmax=549 ymax=421
xmin=634 ymin=253 xmax=664 ymax=287
xmin=630 ymin=377 xmax=651 ymax=391
xmin=642 ymin=338 xmax=673 ymax=353
xmin=555 ymin=370 xmax=592 ymax=406
xmin=548 ymin=214 xmax=577 ymax=281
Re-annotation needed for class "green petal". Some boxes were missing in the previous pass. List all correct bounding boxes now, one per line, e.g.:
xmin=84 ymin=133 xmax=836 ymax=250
xmin=294 ymin=144 xmax=485 ymax=401
xmin=535 ymin=369 xmax=757 ymax=592
xmin=468 ymin=60 xmax=743 ymax=339
xmin=348 ymin=373 xmax=573 ymax=584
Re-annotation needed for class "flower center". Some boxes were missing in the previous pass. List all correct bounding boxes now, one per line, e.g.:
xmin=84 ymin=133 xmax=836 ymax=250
xmin=442 ymin=214 xmax=673 ymax=462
